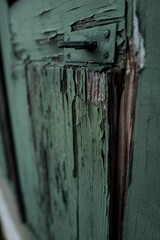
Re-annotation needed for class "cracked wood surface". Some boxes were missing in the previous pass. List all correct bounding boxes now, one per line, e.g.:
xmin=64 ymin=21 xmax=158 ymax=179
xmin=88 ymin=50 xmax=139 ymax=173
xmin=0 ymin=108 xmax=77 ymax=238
xmin=1 ymin=0 xmax=160 ymax=239
xmin=10 ymin=0 xmax=125 ymax=61
xmin=0 ymin=0 xmax=126 ymax=239
xmin=25 ymin=64 xmax=109 ymax=240
xmin=4 ymin=0 xmax=158 ymax=240
xmin=0 ymin=3 xmax=111 ymax=234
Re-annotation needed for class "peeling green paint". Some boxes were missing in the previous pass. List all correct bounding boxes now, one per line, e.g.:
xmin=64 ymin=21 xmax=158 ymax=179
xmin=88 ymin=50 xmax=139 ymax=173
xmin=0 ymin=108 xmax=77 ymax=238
xmin=25 ymin=64 xmax=109 ymax=239
xmin=10 ymin=0 xmax=125 ymax=61
xmin=0 ymin=0 xmax=135 ymax=239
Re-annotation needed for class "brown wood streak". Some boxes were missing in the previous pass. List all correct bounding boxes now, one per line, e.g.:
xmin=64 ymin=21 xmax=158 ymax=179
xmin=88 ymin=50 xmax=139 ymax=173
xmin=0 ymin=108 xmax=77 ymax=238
xmin=108 ymin=68 xmax=118 ymax=239
xmin=116 ymin=46 xmax=139 ymax=240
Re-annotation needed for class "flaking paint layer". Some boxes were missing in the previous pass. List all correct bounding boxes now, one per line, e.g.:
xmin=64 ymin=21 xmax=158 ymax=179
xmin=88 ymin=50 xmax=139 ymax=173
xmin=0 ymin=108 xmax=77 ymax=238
xmin=10 ymin=0 xmax=125 ymax=61
xmin=25 ymin=64 xmax=109 ymax=240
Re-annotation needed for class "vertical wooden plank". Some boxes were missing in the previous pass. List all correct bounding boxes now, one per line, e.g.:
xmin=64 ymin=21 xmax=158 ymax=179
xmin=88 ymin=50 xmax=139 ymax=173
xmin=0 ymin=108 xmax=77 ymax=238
xmin=75 ymin=70 xmax=109 ymax=240
xmin=26 ymin=65 xmax=78 ymax=240
xmin=11 ymin=66 xmax=51 ymax=240
xmin=0 ymin=1 xmax=49 ymax=239
xmin=124 ymin=0 xmax=160 ymax=239
xmin=26 ymin=64 xmax=110 ymax=239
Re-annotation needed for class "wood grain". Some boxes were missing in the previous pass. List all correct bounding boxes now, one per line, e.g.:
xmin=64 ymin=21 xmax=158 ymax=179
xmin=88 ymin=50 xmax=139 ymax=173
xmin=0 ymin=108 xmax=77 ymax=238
xmin=25 ymin=64 xmax=109 ymax=240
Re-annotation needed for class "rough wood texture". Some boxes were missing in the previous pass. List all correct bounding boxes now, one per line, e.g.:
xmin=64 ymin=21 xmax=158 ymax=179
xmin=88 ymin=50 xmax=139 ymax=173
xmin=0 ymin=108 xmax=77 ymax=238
xmin=10 ymin=0 xmax=125 ymax=61
xmin=25 ymin=64 xmax=109 ymax=240
xmin=0 ymin=0 xmax=127 ymax=239
xmin=124 ymin=1 xmax=160 ymax=239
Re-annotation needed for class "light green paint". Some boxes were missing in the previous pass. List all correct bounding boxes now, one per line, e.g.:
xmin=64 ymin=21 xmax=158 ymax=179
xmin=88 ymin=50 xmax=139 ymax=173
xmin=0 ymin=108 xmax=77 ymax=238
xmin=0 ymin=0 xmax=128 ymax=239
xmin=0 ymin=1 xmax=45 ymax=239
xmin=25 ymin=64 xmax=109 ymax=240
xmin=10 ymin=0 xmax=125 ymax=61
xmin=124 ymin=0 xmax=160 ymax=239
xmin=0 ymin=3 xmax=111 ymax=237
xmin=63 ymin=23 xmax=117 ymax=64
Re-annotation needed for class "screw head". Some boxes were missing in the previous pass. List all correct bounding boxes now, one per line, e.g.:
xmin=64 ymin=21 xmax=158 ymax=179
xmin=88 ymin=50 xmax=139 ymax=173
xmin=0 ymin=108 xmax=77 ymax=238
xmin=104 ymin=29 xmax=110 ymax=39
xmin=103 ymin=51 xmax=109 ymax=59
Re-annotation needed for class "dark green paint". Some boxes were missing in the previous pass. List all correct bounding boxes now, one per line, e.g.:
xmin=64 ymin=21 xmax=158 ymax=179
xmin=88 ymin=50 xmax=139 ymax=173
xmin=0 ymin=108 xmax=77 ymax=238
xmin=0 ymin=130 xmax=7 ymax=178
xmin=124 ymin=1 xmax=160 ymax=239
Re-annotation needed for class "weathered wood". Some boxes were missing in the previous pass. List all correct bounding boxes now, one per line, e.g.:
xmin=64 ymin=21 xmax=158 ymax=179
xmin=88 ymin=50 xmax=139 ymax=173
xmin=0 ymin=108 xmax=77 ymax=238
xmin=0 ymin=0 xmax=127 ymax=239
xmin=10 ymin=0 xmax=125 ymax=61
xmin=0 ymin=1 xmax=48 ymax=238
xmin=0 ymin=4 xmax=111 ymax=236
xmin=124 ymin=0 xmax=160 ymax=239
xmin=26 ymin=64 xmax=109 ymax=239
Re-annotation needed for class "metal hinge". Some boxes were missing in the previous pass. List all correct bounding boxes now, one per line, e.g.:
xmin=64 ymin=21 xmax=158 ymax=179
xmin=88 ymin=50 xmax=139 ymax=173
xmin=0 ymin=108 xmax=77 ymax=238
xmin=58 ymin=23 xmax=117 ymax=65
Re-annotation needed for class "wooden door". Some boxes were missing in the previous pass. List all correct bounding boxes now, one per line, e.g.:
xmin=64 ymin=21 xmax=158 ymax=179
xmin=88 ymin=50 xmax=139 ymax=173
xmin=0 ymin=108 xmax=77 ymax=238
xmin=0 ymin=0 xmax=125 ymax=238
xmin=0 ymin=0 xmax=160 ymax=240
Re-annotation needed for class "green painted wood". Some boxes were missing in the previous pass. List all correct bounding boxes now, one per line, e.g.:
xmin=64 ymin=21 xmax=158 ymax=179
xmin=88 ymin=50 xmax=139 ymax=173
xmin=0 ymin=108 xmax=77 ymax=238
xmin=0 ymin=0 xmax=127 ymax=239
xmin=10 ymin=0 xmax=125 ymax=61
xmin=124 ymin=1 xmax=160 ymax=239
xmin=26 ymin=64 xmax=109 ymax=240
xmin=0 ymin=1 xmax=47 ymax=239
xmin=0 ymin=2 xmax=110 ymax=237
